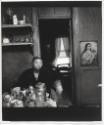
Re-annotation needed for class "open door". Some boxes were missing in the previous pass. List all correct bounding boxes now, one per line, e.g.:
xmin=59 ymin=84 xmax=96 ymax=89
xmin=39 ymin=19 xmax=74 ymax=102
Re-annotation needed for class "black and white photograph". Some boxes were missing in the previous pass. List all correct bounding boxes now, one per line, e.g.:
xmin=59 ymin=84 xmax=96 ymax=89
xmin=1 ymin=1 xmax=102 ymax=122
xmin=80 ymin=41 xmax=98 ymax=66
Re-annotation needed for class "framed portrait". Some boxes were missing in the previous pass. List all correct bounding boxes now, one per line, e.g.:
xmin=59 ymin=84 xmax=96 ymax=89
xmin=80 ymin=41 xmax=98 ymax=66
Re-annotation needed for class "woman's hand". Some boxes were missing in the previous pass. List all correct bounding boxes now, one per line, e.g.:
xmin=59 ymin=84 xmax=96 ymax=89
xmin=46 ymin=98 xmax=57 ymax=107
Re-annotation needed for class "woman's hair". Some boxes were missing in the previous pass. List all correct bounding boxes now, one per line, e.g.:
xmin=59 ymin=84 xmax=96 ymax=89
xmin=84 ymin=43 xmax=91 ymax=51
xmin=82 ymin=43 xmax=91 ymax=54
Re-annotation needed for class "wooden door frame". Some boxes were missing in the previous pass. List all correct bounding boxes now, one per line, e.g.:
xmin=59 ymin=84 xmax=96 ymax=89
xmin=38 ymin=18 xmax=75 ymax=104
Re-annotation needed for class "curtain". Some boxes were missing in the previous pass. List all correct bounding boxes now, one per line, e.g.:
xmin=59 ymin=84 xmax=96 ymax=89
xmin=55 ymin=37 xmax=70 ymax=57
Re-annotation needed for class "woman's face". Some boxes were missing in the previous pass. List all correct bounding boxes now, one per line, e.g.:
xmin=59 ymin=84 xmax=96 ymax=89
xmin=87 ymin=44 xmax=91 ymax=50
xmin=33 ymin=59 xmax=43 ymax=71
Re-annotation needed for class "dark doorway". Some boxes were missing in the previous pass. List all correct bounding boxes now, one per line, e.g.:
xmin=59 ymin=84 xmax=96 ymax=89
xmin=39 ymin=19 xmax=73 ymax=102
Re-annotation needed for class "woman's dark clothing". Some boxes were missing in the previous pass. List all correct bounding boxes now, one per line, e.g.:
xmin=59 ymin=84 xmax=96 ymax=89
xmin=17 ymin=67 xmax=58 ymax=89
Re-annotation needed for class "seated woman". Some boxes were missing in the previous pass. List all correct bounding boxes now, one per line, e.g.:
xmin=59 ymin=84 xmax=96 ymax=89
xmin=50 ymin=79 xmax=72 ymax=108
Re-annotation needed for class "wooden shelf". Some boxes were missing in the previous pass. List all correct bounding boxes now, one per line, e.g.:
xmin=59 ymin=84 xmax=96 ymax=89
xmin=2 ymin=24 xmax=32 ymax=29
xmin=2 ymin=42 xmax=33 ymax=46
xmin=2 ymin=24 xmax=33 ymax=47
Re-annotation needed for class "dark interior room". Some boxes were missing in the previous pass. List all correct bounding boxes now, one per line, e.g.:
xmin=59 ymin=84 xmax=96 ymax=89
xmin=1 ymin=1 xmax=102 ymax=121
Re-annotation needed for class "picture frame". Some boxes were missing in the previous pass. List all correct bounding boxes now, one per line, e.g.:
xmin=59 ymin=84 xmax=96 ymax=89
xmin=80 ymin=41 xmax=98 ymax=66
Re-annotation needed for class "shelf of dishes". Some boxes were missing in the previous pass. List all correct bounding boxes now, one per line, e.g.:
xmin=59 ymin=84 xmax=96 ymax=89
xmin=2 ymin=33 xmax=33 ymax=46
xmin=2 ymin=42 xmax=33 ymax=46
xmin=2 ymin=24 xmax=32 ymax=29
xmin=2 ymin=8 xmax=31 ymax=27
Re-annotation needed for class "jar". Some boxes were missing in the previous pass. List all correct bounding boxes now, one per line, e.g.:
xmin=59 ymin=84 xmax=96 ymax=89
xmin=35 ymin=82 xmax=47 ymax=106
xmin=5 ymin=8 xmax=13 ymax=24
xmin=13 ymin=14 xmax=18 ymax=25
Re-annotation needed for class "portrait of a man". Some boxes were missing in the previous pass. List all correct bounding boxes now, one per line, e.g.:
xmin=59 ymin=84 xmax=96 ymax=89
xmin=80 ymin=41 xmax=98 ymax=66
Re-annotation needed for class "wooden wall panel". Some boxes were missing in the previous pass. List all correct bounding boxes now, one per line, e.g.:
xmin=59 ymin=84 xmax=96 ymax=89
xmin=38 ymin=7 xmax=54 ymax=18
xmin=32 ymin=8 xmax=41 ymax=57
xmin=72 ymin=7 xmax=101 ymax=105
xmin=38 ymin=7 xmax=71 ymax=19
xmin=54 ymin=7 xmax=71 ymax=18
xmin=80 ymin=69 xmax=101 ymax=105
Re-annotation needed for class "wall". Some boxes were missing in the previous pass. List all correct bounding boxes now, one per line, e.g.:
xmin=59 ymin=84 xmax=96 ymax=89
xmin=2 ymin=47 xmax=33 ymax=92
xmin=72 ymin=7 xmax=102 ymax=105
xmin=2 ymin=6 xmax=33 ymax=92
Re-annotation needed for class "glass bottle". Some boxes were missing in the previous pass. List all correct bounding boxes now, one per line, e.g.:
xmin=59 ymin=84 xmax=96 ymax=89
xmin=6 ymin=8 xmax=13 ymax=24
xmin=13 ymin=14 xmax=18 ymax=25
